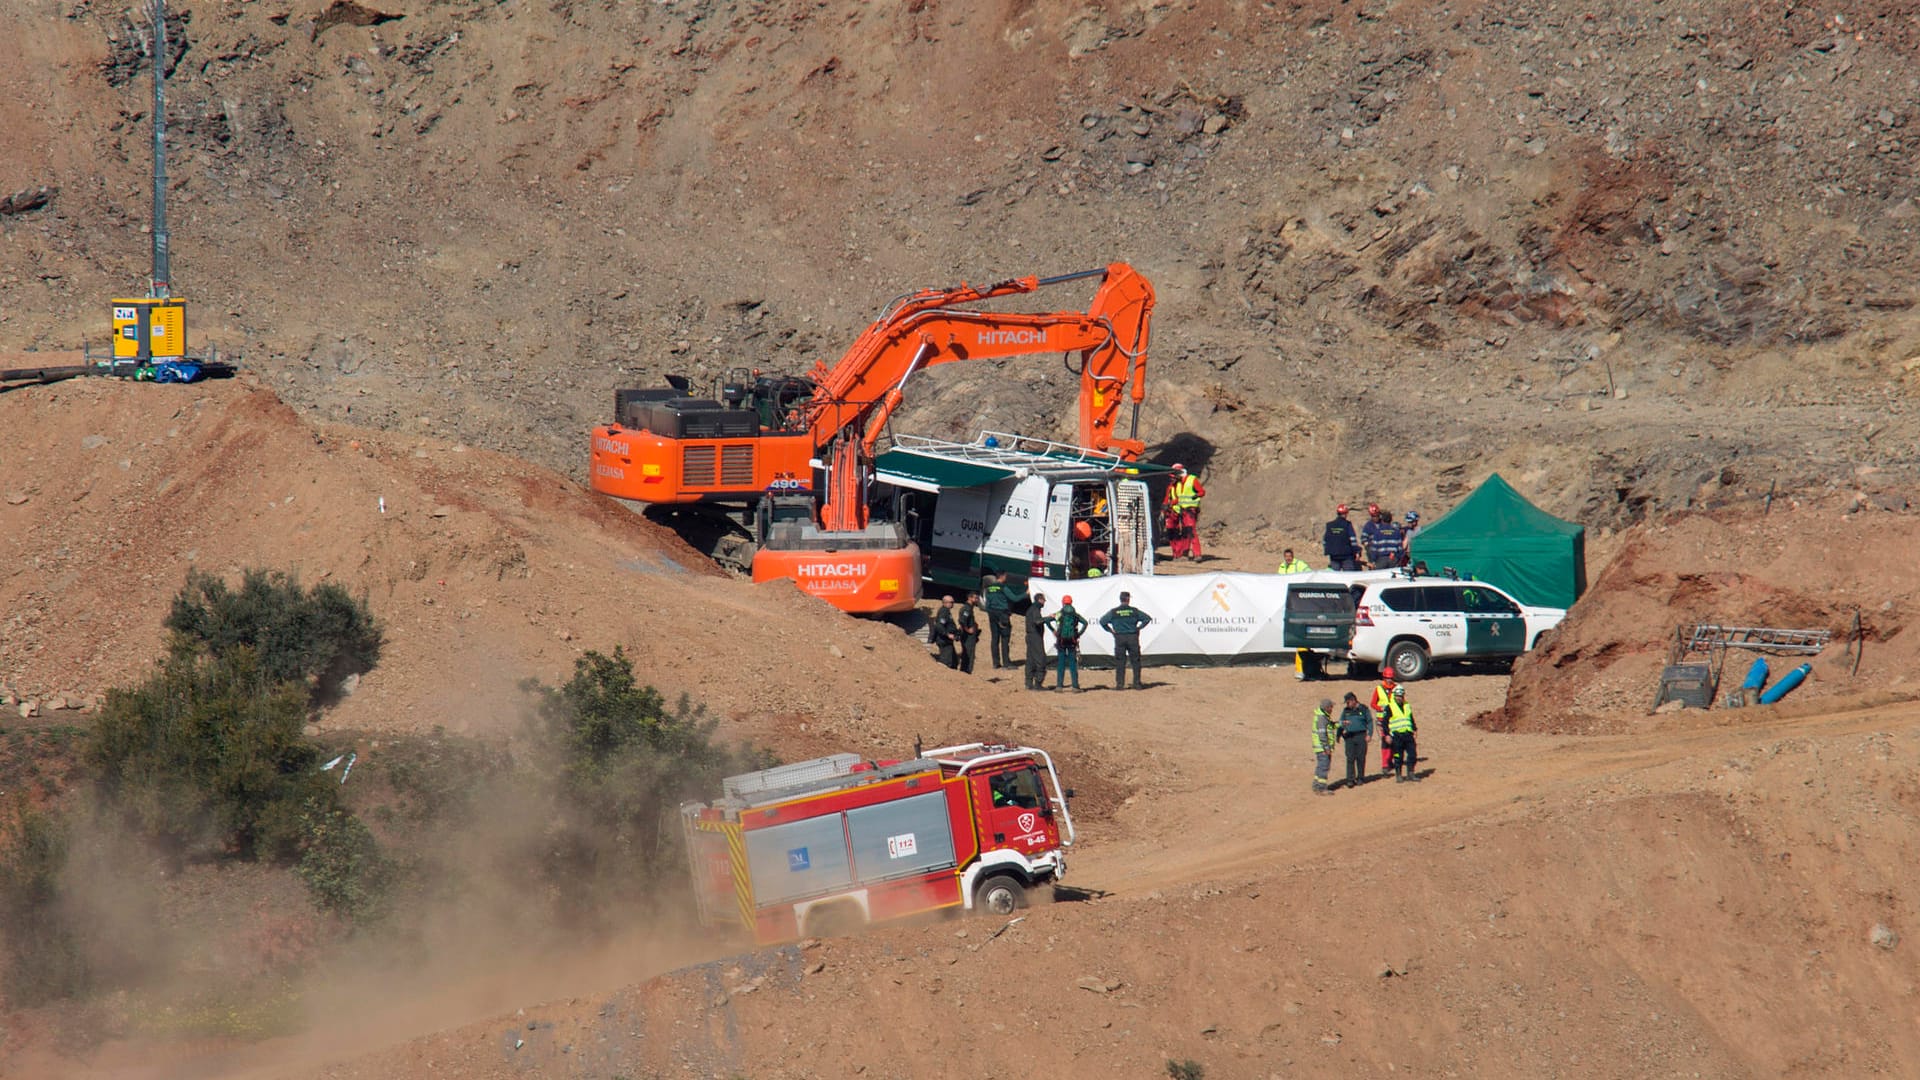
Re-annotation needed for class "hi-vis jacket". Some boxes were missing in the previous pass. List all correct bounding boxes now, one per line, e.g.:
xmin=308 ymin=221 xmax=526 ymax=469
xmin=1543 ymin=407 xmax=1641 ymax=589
xmin=1312 ymin=707 xmax=1338 ymax=753
xmin=1168 ymin=474 xmax=1205 ymax=510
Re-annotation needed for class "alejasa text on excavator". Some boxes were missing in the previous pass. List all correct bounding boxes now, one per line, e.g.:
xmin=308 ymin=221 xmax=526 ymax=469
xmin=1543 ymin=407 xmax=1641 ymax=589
xmin=589 ymin=263 xmax=1155 ymax=615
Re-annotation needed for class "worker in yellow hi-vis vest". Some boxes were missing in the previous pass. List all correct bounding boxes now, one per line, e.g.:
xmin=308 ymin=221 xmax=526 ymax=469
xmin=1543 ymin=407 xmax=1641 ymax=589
xmin=1388 ymin=687 xmax=1421 ymax=782
xmin=1162 ymin=463 xmax=1207 ymax=561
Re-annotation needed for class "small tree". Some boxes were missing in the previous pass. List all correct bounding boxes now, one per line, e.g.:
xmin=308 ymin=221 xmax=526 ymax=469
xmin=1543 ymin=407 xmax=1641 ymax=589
xmin=295 ymin=808 xmax=393 ymax=920
xmin=88 ymin=642 xmax=338 ymax=860
xmin=87 ymin=569 xmax=391 ymax=918
xmin=524 ymin=648 xmax=768 ymax=907
xmin=166 ymin=568 xmax=382 ymax=703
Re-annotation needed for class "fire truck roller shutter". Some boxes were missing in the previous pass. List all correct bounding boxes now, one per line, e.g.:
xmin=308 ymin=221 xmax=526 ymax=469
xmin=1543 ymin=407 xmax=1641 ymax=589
xmin=745 ymin=815 xmax=854 ymax=906
xmin=844 ymin=792 xmax=958 ymax=880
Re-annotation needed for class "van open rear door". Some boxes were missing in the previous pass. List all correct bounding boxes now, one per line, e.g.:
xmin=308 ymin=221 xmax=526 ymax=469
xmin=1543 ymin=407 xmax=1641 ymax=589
xmin=1041 ymin=486 xmax=1073 ymax=578
xmin=1110 ymin=480 xmax=1154 ymax=575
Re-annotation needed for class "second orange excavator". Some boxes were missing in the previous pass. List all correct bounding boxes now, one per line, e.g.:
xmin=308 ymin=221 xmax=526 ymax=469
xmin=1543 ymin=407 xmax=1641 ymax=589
xmin=589 ymin=263 xmax=1155 ymax=614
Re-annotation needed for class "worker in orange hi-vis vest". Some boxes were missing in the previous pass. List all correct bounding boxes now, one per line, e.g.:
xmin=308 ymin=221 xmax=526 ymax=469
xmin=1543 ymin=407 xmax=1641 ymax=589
xmin=1163 ymin=464 xmax=1207 ymax=560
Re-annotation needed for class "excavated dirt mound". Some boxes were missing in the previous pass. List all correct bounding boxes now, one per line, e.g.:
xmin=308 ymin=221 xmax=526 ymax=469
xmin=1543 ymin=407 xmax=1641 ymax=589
xmin=1483 ymin=500 xmax=1920 ymax=733
xmin=0 ymin=377 xmax=1121 ymax=815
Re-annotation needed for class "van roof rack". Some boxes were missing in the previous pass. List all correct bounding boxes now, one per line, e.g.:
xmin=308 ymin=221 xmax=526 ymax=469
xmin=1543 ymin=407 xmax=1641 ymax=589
xmin=886 ymin=431 xmax=1141 ymax=479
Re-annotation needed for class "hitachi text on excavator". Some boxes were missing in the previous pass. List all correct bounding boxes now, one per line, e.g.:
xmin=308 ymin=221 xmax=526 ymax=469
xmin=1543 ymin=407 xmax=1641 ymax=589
xmin=589 ymin=264 xmax=1155 ymax=614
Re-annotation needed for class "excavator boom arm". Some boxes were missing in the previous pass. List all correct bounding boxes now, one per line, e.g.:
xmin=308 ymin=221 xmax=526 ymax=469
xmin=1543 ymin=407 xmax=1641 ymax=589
xmin=802 ymin=263 xmax=1155 ymax=459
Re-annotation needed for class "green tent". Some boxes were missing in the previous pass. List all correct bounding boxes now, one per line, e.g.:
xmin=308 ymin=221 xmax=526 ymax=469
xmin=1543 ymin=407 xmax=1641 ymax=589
xmin=1407 ymin=473 xmax=1587 ymax=609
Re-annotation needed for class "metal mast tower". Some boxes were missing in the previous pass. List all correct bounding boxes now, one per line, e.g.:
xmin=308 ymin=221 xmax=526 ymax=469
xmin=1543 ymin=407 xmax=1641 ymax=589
xmin=148 ymin=0 xmax=170 ymax=297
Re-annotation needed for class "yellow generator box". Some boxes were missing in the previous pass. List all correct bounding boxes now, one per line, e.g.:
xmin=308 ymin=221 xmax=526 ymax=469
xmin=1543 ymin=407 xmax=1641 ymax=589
xmin=111 ymin=297 xmax=187 ymax=360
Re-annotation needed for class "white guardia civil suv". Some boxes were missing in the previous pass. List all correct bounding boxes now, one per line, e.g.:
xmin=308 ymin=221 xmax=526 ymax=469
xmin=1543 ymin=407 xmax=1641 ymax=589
xmin=1346 ymin=573 xmax=1566 ymax=680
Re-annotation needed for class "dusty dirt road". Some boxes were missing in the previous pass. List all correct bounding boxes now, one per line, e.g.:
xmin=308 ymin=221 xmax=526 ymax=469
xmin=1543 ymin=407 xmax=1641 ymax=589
xmin=57 ymin=665 xmax=1910 ymax=1080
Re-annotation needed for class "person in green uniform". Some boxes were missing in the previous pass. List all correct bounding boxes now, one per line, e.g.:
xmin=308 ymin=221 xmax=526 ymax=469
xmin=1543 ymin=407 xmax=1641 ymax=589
xmin=1338 ymin=692 xmax=1373 ymax=789
xmin=956 ymin=593 xmax=982 ymax=675
xmin=930 ymin=595 xmax=959 ymax=669
xmin=1098 ymin=591 xmax=1153 ymax=690
xmin=1023 ymin=591 xmax=1050 ymax=691
xmin=982 ymin=571 xmax=1021 ymax=670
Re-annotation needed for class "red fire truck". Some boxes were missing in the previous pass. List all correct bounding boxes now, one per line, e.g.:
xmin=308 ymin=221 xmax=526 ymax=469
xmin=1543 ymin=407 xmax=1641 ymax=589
xmin=680 ymin=742 xmax=1076 ymax=944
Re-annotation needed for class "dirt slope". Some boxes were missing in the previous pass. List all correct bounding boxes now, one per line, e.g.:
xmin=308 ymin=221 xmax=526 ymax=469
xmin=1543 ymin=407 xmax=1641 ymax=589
xmin=0 ymin=377 xmax=1100 ymax=770
xmin=0 ymin=375 xmax=1915 ymax=1079
xmin=60 ymin=675 xmax=1915 ymax=1080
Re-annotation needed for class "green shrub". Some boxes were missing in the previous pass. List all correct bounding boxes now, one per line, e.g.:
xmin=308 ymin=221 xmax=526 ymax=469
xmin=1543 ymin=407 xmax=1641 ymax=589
xmin=295 ymin=809 xmax=393 ymax=919
xmin=88 ymin=643 xmax=338 ymax=860
xmin=523 ymin=647 xmax=770 ymax=908
xmin=0 ymin=803 xmax=89 ymax=1004
xmin=1166 ymin=1060 xmax=1206 ymax=1080
xmin=380 ymin=734 xmax=510 ymax=825
xmin=88 ymin=570 xmax=392 ymax=918
xmin=165 ymin=568 xmax=382 ymax=703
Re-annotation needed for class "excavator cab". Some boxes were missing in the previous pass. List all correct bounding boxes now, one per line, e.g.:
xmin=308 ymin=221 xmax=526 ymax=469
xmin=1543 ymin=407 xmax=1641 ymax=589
xmin=754 ymin=494 xmax=816 ymax=550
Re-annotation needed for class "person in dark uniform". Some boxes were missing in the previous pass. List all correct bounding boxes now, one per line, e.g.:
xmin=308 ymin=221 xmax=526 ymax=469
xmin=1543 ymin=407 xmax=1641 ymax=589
xmin=1099 ymin=591 xmax=1153 ymax=690
xmin=982 ymin=571 xmax=1020 ymax=669
xmin=931 ymin=595 xmax=959 ymax=669
xmin=1023 ymin=591 xmax=1050 ymax=690
xmin=956 ymin=592 xmax=982 ymax=675
xmin=1323 ymin=503 xmax=1362 ymax=571
xmin=1338 ymin=691 xmax=1372 ymax=789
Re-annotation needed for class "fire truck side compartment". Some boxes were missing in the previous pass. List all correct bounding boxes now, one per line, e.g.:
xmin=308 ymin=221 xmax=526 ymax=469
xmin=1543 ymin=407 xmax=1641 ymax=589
xmin=845 ymin=791 xmax=958 ymax=880
xmin=746 ymin=816 xmax=854 ymax=905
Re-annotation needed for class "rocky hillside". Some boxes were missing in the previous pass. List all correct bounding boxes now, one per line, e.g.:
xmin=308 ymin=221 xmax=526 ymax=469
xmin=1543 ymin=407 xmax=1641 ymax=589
xmin=2 ymin=0 xmax=1917 ymax=535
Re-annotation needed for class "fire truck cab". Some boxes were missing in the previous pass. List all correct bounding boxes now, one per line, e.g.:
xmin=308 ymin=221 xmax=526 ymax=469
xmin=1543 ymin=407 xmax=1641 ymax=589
xmin=681 ymin=743 xmax=1075 ymax=945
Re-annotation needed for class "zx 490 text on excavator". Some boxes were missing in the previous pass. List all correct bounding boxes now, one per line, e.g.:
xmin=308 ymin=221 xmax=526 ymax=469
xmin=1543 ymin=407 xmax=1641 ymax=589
xmin=589 ymin=263 xmax=1155 ymax=615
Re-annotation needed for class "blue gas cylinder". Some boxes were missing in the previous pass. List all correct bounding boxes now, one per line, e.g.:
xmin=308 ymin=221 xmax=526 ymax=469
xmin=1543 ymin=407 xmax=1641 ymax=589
xmin=1757 ymin=663 xmax=1811 ymax=705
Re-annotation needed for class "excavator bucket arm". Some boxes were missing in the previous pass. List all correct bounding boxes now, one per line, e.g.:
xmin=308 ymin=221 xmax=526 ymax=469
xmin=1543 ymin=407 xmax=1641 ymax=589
xmin=801 ymin=264 xmax=1155 ymax=460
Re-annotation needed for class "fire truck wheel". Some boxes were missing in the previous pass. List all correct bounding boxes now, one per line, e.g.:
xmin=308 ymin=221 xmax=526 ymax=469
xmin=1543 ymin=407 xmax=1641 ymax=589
xmin=976 ymin=873 xmax=1028 ymax=916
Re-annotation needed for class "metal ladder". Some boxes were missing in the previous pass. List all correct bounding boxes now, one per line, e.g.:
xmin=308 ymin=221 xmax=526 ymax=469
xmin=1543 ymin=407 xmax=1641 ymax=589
xmin=1682 ymin=625 xmax=1832 ymax=656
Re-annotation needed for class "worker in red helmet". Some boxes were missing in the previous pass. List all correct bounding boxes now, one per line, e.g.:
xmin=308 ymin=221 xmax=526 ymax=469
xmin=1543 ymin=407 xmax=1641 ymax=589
xmin=1322 ymin=503 xmax=1361 ymax=571
xmin=1371 ymin=671 xmax=1399 ymax=770
xmin=1162 ymin=463 xmax=1208 ymax=561
xmin=1360 ymin=503 xmax=1390 ymax=569
xmin=1046 ymin=595 xmax=1087 ymax=691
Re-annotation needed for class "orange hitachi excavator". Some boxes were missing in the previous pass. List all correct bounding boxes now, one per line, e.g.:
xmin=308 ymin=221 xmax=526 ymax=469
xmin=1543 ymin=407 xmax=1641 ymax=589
xmin=589 ymin=263 xmax=1155 ymax=613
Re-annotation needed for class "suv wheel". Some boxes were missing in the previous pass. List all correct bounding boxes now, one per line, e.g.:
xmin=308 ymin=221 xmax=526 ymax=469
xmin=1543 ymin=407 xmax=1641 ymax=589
xmin=1386 ymin=640 xmax=1431 ymax=681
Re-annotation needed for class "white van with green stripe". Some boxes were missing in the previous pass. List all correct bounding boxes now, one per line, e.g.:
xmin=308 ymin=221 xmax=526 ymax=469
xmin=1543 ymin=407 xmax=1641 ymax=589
xmin=873 ymin=432 xmax=1158 ymax=593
